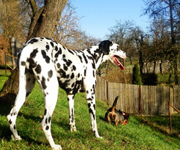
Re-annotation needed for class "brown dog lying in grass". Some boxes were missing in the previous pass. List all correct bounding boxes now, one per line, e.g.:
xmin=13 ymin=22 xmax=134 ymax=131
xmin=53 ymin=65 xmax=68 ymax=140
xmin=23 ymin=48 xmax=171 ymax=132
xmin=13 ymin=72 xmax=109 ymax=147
xmin=105 ymin=96 xmax=129 ymax=126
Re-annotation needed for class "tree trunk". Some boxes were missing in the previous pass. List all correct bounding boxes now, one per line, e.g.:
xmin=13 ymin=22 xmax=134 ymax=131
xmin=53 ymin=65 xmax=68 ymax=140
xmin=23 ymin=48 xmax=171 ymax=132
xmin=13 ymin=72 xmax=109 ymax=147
xmin=28 ymin=0 xmax=68 ymax=40
xmin=169 ymin=0 xmax=178 ymax=85
xmin=0 ymin=0 xmax=68 ymax=104
xmin=0 ymin=67 xmax=19 ymax=105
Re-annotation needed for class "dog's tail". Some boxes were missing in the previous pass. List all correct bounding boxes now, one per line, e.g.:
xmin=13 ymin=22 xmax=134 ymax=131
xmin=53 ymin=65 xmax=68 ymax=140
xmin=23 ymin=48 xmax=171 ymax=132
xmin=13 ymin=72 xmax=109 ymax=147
xmin=112 ymin=96 xmax=119 ymax=107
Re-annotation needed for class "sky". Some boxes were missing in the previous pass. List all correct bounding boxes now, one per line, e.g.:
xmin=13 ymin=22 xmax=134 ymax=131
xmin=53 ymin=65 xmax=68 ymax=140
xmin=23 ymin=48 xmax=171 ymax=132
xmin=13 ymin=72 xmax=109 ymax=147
xmin=72 ymin=0 xmax=150 ymax=40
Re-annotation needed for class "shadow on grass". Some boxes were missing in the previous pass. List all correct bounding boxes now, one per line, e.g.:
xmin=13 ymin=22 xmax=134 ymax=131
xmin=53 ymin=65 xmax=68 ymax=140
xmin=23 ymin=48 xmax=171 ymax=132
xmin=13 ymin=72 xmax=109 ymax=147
xmin=0 ymin=93 xmax=16 ymax=115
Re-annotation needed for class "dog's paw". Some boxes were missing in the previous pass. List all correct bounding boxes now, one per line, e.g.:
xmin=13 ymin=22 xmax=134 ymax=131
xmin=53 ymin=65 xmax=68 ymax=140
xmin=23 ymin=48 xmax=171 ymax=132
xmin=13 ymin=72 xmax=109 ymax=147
xmin=52 ymin=144 xmax=62 ymax=150
xmin=11 ymin=135 xmax=22 ymax=141
xmin=70 ymin=126 xmax=77 ymax=132
xmin=95 ymin=134 xmax=103 ymax=139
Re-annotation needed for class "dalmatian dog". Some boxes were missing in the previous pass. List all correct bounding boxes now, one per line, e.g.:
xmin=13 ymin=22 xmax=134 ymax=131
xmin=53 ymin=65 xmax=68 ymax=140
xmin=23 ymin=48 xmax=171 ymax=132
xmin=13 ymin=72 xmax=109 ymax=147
xmin=7 ymin=37 xmax=126 ymax=150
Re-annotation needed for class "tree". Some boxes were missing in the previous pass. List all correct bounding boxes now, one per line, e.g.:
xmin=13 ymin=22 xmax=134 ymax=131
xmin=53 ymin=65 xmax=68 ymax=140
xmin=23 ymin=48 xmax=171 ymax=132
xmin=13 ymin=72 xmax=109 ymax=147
xmin=27 ymin=0 xmax=68 ymax=40
xmin=129 ymin=27 xmax=147 ymax=75
xmin=132 ymin=63 xmax=142 ymax=85
xmin=107 ymin=20 xmax=138 ymax=72
xmin=143 ymin=0 xmax=180 ymax=84
xmin=107 ymin=21 xmax=148 ymax=75
xmin=150 ymin=19 xmax=170 ymax=73
xmin=0 ymin=0 xmax=68 ymax=102
xmin=107 ymin=20 xmax=135 ymax=50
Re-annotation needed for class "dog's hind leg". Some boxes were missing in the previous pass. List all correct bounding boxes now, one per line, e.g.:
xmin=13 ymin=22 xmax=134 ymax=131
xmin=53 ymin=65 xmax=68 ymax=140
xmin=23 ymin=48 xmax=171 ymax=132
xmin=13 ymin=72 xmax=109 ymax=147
xmin=67 ymin=94 xmax=76 ymax=132
xmin=38 ymin=69 xmax=61 ymax=150
xmin=7 ymin=68 xmax=35 ymax=141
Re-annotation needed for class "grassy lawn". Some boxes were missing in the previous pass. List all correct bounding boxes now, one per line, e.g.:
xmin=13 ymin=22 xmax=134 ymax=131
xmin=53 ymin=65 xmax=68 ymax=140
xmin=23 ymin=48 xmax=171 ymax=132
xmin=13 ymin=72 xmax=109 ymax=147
xmin=0 ymin=72 xmax=180 ymax=150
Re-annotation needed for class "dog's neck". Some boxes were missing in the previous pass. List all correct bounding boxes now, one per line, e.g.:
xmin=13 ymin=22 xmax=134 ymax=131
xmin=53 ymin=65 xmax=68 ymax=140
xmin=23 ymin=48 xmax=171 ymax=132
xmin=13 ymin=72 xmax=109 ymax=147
xmin=84 ymin=46 xmax=104 ymax=70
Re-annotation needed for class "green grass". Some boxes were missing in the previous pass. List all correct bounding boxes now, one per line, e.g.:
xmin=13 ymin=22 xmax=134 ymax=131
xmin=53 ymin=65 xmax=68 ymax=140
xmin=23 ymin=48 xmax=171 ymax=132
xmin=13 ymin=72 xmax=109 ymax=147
xmin=0 ymin=73 xmax=180 ymax=149
xmin=0 ymin=69 xmax=11 ymax=90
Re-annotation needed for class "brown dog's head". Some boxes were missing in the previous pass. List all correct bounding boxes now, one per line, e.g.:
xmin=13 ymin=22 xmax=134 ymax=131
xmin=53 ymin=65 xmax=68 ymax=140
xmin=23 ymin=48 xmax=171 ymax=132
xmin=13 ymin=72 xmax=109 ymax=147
xmin=122 ymin=112 xmax=129 ymax=125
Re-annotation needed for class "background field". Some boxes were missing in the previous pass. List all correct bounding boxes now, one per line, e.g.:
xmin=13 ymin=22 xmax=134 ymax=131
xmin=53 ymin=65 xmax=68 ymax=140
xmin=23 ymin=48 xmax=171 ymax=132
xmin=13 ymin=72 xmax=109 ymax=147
xmin=0 ymin=71 xmax=180 ymax=150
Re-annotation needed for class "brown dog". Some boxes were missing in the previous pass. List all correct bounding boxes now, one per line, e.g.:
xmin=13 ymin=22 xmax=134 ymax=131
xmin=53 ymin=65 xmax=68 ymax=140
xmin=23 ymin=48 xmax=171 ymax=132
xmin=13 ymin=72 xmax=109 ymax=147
xmin=105 ymin=96 xmax=129 ymax=126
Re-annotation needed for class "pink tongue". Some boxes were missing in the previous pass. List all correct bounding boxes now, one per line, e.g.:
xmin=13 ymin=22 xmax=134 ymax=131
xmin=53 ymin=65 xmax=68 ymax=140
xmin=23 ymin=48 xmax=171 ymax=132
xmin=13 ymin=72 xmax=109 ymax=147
xmin=119 ymin=63 xmax=124 ymax=70
xmin=114 ymin=57 xmax=124 ymax=70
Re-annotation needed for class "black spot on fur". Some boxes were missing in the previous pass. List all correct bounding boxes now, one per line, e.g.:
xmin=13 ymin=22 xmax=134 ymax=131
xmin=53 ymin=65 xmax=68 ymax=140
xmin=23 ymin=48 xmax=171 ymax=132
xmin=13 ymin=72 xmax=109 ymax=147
xmin=30 ymin=49 xmax=38 ymax=58
xmin=21 ymin=61 xmax=26 ymax=66
xmin=68 ymin=49 xmax=74 ymax=55
xmin=72 ymin=65 xmax=76 ymax=71
xmin=48 ymin=70 xmax=53 ymax=78
xmin=71 ymin=108 xmax=74 ymax=123
xmin=14 ymin=125 xmax=16 ymax=129
xmin=71 ymin=83 xmax=75 ymax=87
xmin=87 ymin=49 xmax=93 ymax=55
xmin=9 ymin=120 xmax=12 ymax=124
xmin=84 ymin=69 xmax=87 ymax=76
xmin=46 ymin=45 xmax=50 ymax=50
xmin=92 ymin=63 xmax=96 ymax=69
xmin=27 ymin=58 xmax=36 ymax=69
xmin=92 ymin=84 xmax=95 ymax=94
xmin=41 ymin=50 xmax=50 ymax=63
xmin=50 ymin=41 xmax=54 ymax=47
xmin=59 ymin=47 xmax=62 ymax=53
xmin=55 ymin=50 xmax=61 ymax=58
xmin=55 ymin=46 xmax=58 ymax=51
xmin=57 ymin=63 xmax=60 ymax=68
xmin=77 ymin=73 xmax=80 ymax=78
xmin=77 ymin=55 xmax=83 ymax=63
xmin=63 ymin=64 xmax=68 ymax=71
xmin=45 ymin=118 xmax=48 ymax=124
xmin=73 ymin=80 xmax=83 ymax=94
xmin=82 ymin=54 xmax=88 ymax=64
xmin=46 ymin=126 xmax=49 ymax=130
xmin=41 ymin=76 xmax=47 ymax=89
xmin=48 ymin=117 xmax=51 ymax=123
xmin=66 ymin=74 xmax=69 ymax=78
xmin=88 ymin=103 xmax=95 ymax=120
xmin=28 ymin=38 xmax=38 ymax=44
xmin=59 ymin=69 xmax=66 ymax=78
xmin=71 ymin=73 xmax=74 ymax=79
xmin=35 ymin=64 xmax=41 ymax=74
xmin=87 ymin=55 xmax=93 ymax=60
xmin=93 ymin=70 xmax=95 ymax=77
xmin=44 ymin=109 xmax=47 ymax=116
xmin=66 ymin=60 xmax=72 ymax=66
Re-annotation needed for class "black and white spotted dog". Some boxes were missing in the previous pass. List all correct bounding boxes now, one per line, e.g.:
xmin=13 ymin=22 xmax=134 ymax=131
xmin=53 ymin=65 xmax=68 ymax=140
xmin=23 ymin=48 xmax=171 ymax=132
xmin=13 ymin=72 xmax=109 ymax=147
xmin=7 ymin=37 xmax=126 ymax=150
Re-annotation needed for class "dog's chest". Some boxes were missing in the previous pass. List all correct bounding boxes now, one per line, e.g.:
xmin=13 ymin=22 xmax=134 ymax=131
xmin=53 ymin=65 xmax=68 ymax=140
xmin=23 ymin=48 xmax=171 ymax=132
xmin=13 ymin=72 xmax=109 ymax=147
xmin=53 ymin=49 xmax=95 ymax=94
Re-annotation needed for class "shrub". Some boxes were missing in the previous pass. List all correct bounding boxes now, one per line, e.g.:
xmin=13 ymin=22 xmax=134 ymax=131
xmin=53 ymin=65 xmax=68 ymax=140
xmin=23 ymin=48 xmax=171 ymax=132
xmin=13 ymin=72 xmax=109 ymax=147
xmin=132 ymin=63 xmax=142 ymax=85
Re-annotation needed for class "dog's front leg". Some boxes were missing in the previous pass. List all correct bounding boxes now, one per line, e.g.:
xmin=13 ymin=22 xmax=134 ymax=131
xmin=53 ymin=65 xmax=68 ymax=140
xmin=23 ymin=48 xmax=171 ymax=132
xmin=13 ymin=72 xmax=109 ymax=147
xmin=67 ymin=94 xmax=76 ymax=132
xmin=86 ymin=93 xmax=102 ymax=139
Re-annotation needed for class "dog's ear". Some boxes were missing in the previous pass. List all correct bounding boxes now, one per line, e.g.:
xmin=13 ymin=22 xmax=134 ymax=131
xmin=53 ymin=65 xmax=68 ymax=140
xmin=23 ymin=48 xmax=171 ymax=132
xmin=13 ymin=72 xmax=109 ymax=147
xmin=123 ymin=113 xmax=129 ymax=119
xmin=98 ymin=40 xmax=113 ymax=55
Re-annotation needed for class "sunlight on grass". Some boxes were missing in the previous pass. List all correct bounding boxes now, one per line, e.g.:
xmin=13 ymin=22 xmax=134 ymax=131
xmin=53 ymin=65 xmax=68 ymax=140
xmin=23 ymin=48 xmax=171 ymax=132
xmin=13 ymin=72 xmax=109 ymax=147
xmin=0 ymin=75 xmax=180 ymax=149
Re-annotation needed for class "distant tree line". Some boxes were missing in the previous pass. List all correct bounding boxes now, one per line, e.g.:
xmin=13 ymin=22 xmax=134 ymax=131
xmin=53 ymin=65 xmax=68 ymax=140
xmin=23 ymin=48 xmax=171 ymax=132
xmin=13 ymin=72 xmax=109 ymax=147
xmin=107 ymin=0 xmax=180 ymax=85
xmin=0 ymin=0 xmax=180 ymax=89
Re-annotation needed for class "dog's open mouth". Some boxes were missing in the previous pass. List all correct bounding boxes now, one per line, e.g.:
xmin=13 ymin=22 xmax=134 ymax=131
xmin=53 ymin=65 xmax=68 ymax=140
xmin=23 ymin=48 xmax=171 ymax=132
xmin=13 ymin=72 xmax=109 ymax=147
xmin=112 ymin=55 xmax=125 ymax=70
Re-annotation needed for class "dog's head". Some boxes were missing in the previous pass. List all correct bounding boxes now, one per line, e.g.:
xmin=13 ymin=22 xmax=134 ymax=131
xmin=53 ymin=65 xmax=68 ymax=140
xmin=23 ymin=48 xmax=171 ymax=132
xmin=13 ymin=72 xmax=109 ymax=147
xmin=122 ymin=112 xmax=129 ymax=125
xmin=98 ymin=40 xmax=127 ymax=70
